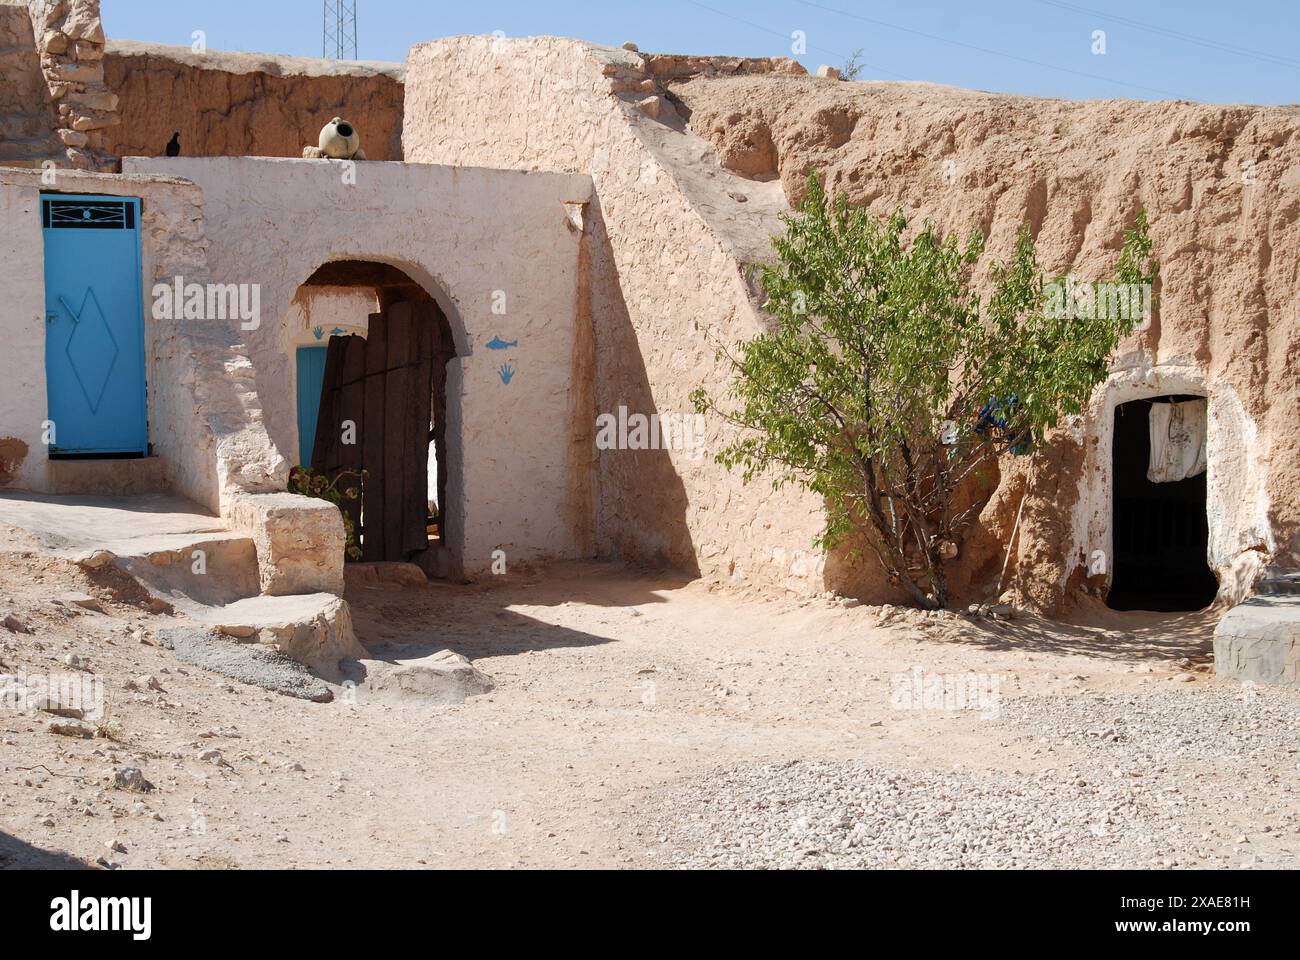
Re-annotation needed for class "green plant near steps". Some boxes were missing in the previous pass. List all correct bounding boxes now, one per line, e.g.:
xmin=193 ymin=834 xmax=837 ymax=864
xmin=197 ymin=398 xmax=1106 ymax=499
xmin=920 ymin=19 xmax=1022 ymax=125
xmin=289 ymin=466 xmax=366 ymax=561
xmin=692 ymin=174 xmax=1158 ymax=610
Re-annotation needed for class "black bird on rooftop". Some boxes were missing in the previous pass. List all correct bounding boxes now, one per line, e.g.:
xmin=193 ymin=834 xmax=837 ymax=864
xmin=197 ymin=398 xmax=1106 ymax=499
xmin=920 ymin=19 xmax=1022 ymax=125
xmin=165 ymin=132 xmax=181 ymax=157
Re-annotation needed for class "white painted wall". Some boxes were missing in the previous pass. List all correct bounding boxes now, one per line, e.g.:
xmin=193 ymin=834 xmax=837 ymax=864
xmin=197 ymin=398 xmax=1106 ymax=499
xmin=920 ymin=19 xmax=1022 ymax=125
xmin=0 ymin=166 xmax=287 ymax=511
xmin=123 ymin=156 xmax=595 ymax=576
xmin=0 ymin=173 xmax=47 ymax=490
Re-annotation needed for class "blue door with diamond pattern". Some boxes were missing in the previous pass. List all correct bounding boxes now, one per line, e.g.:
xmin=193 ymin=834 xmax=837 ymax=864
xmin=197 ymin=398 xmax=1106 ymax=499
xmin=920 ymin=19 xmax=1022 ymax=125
xmin=42 ymin=194 xmax=148 ymax=456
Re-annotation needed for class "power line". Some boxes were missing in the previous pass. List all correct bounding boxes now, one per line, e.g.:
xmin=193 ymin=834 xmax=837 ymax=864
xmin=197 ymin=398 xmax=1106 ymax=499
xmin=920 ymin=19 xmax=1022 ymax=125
xmin=1035 ymin=0 xmax=1300 ymax=72
xmin=323 ymin=0 xmax=357 ymax=60
xmin=791 ymin=0 xmax=1177 ymax=97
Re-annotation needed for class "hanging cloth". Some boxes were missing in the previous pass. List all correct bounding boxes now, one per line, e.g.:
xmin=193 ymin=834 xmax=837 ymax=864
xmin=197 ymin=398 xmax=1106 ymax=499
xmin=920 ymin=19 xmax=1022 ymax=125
xmin=1148 ymin=399 xmax=1207 ymax=483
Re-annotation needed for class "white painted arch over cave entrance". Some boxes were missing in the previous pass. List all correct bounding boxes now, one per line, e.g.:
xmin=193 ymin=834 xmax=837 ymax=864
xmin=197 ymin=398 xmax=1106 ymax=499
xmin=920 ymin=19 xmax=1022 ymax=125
xmin=1071 ymin=358 xmax=1274 ymax=606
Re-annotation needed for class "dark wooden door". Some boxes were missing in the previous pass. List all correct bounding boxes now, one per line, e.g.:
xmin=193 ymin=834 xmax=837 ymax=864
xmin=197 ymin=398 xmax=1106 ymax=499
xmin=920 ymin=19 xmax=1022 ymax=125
xmin=311 ymin=300 xmax=437 ymax=563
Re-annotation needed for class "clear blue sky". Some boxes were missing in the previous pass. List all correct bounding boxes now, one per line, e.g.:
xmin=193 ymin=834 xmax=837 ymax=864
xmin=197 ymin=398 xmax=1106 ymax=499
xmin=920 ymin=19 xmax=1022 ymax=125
xmin=100 ymin=0 xmax=1299 ymax=105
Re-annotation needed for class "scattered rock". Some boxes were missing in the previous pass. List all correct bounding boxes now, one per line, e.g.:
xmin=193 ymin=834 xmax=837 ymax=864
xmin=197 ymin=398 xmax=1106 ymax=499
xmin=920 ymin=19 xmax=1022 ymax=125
xmin=112 ymin=767 xmax=155 ymax=793
xmin=38 ymin=701 xmax=84 ymax=720
xmin=125 ymin=674 xmax=163 ymax=693
xmin=215 ymin=625 xmax=257 ymax=641
xmin=79 ymin=551 xmax=116 ymax=571
xmin=346 ymin=651 xmax=494 ymax=706
xmin=816 ymin=65 xmax=841 ymax=80
xmin=58 ymin=592 xmax=103 ymax=613
xmin=49 ymin=722 xmax=93 ymax=739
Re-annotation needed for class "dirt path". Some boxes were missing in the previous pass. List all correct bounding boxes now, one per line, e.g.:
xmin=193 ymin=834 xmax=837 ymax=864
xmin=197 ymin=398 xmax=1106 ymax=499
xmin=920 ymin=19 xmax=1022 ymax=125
xmin=2 ymin=545 xmax=1296 ymax=870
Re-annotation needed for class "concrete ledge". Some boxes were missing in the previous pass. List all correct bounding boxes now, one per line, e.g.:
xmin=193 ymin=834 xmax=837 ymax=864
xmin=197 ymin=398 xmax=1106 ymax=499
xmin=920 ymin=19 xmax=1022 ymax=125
xmin=1214 ymin=596 xmax=1300 ymax=689
xmin=227 ymin=492 xmax=346 ymax=597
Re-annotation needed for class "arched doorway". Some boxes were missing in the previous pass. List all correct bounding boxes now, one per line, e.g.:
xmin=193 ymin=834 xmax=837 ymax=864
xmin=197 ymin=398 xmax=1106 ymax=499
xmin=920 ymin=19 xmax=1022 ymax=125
xmin=292 ymin=260 xmax=457 ymax=575
xmin=1108 ymin=394 xmax=1218 ymax=611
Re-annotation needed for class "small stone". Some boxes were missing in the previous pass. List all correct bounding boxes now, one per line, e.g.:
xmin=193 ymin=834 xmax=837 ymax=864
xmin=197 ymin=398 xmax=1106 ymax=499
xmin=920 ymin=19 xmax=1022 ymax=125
xmin=39 ymin=701 xmax=84 ymax=720
xmin=817 ymin=65 xmax=842 ymax=80
xmin=59 ymin=592 xmax=103 ymax=613
xmin=112 ymin=767 xmax=155 ymax=793
xmin=50 ymin=722 xmax=94 ymax=739
xmin=622 ymin=41 xmax=640 ymax=52
xmin=215 ymin=625 xmax=257 ymax=640
xmin=125 ymin=674 xmax=163 ymax=693
xmin=81 ymin=551 xmax=115 ymax=571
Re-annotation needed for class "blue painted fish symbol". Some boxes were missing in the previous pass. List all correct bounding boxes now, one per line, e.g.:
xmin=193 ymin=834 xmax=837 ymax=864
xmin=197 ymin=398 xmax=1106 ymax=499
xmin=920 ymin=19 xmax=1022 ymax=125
xmin=486 ymin=337 xmax=519 ymax=351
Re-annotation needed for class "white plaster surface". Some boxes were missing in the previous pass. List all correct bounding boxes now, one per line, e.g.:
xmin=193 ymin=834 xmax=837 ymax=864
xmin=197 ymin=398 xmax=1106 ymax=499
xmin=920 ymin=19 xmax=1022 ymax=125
xmin=123 ymin=156 xmax=595 ymax=576
xmin=403 ymin=36 xmax=831 ymax=596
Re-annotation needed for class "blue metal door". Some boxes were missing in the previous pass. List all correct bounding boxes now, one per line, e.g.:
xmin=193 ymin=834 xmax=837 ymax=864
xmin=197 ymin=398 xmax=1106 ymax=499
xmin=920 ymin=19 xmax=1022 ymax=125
xmin=296 ymin=346 xmax=329 ymax=467
xmin=41 ymin=194 xmax=148 ymax=456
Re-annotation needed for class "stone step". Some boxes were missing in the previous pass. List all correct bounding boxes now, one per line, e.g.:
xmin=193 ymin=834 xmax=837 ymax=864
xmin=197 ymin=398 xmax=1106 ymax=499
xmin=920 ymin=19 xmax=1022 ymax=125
xmin=186 ymin=593 xmax=363 ymax=680
xmin=0 ymin=492 xmax=361 ymax=681
xmin=1214 ymin=595 xmax=1300 ymax=689
xmin=111 ymin=533 xmax=262 ymax=608
xmin=1258 ymin=569 xmax=1300 ymax=596
xmin=47 ymin=456 xmax=168 ymax=497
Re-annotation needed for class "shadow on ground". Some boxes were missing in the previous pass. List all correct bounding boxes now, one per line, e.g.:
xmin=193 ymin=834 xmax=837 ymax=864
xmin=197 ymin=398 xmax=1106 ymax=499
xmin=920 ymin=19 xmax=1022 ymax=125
xmin=0 ymin=831 xmax=89 ymax=871
xmin=346 ymin=561 xmax=689 ymax=662
xmin=939 ymin=609 xmax=1217 ymax=664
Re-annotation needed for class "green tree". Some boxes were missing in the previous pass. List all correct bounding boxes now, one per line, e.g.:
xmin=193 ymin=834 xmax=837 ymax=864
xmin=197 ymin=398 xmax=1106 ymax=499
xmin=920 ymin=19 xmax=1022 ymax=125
xmin=693 ymin=175 xmax=1158 ymax=609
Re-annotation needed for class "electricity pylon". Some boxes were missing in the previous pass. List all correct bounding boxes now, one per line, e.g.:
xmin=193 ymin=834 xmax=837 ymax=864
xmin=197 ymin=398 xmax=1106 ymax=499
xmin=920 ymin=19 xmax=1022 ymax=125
xmin=323 ymin=0 xmax=357 ymax=60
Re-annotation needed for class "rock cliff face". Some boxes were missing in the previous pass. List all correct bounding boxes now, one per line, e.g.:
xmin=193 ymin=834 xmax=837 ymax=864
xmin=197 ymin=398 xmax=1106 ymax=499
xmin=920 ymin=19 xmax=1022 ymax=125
xmin=102 ymin=41 xmax=405 ymax=162
xmin=672 ymin=75 xmax=1300 ymax=610
xmin=407 ymin=37 xmax=1300 ymax=611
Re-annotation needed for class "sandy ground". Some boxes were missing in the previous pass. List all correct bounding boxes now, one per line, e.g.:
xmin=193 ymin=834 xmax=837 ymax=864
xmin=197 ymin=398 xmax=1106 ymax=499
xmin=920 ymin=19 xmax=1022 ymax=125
xmin=1 ymin=536 xmax=1296 ymax=870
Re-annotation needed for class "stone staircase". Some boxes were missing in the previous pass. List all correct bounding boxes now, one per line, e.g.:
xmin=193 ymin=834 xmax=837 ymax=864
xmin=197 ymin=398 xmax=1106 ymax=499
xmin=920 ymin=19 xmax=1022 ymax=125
xmin=0 ymin=492 xmax=362 ymax=680
xmin=1257 ymin=567 xmax=1300 ymax=596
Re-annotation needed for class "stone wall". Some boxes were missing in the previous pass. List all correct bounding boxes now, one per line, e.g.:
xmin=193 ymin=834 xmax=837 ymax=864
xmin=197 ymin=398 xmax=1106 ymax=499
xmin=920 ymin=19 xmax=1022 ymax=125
xmin=0 ymin=1 xmax=61 ymax=166
xmin=23 ymin=0 xmax=117 ymax=169
xmin=102 ymin=41 xmax=405 ymax=162
xmin=404 ymin=37 xmax=836 ymax=598
xmin=0 ymin=0 xmax=404 ymax=168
